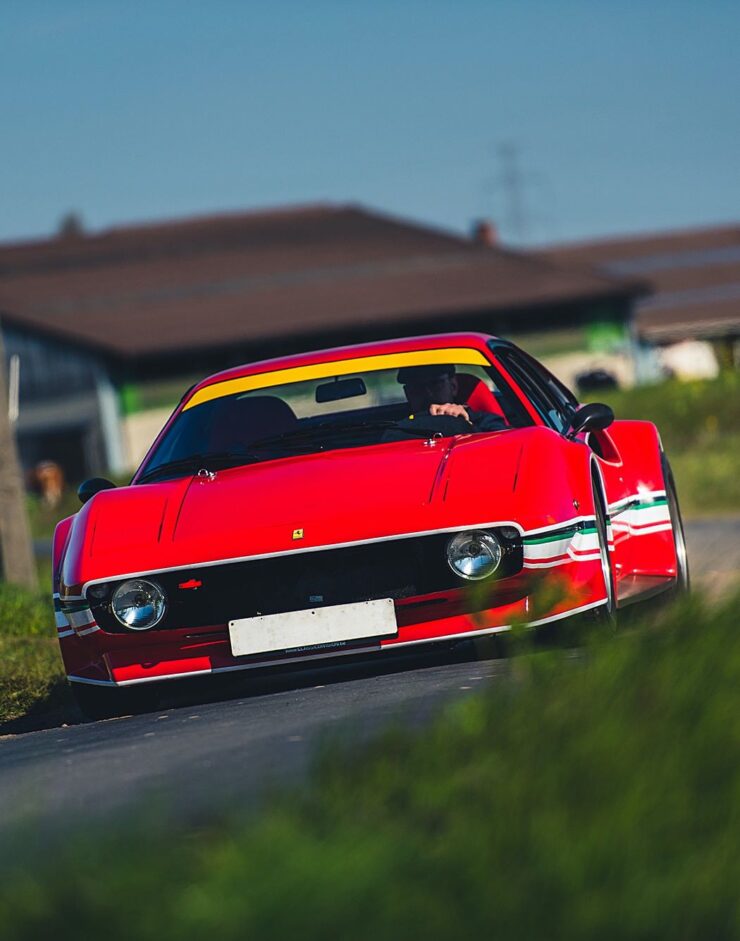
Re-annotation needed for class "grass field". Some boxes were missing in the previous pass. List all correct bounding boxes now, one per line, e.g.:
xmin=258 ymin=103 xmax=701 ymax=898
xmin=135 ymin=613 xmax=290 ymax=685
xmin=1 ymin=590 xmax=739 ymax=939
xmin=0 ymin=585 xmax=65 ymax=726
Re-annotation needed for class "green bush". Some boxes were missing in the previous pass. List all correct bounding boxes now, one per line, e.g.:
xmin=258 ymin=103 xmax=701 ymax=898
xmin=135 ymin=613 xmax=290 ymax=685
xmin=2 ymin=590 xmax=740 ymax=939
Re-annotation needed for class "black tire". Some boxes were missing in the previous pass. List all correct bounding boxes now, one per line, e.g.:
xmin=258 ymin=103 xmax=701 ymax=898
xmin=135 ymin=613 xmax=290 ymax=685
xmin=662 ymin=452 xmax=690 ymax=597
xmin=71 ymin=682 xmax=159 ymax=721
xmin=470 ymin=632 xmax=509 ymax=661
xmin=590 ymin=475 xmax=617 ymax=628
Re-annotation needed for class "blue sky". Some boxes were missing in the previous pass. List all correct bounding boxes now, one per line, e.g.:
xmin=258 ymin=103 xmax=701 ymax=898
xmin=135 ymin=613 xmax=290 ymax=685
xmin=1 ymin=0 xmax=738 ymax=245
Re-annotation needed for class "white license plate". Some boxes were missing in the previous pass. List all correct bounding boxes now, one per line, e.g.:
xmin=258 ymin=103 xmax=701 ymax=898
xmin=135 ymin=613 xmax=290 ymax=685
xmin=228 ymin=598 xmax=397 ymax=658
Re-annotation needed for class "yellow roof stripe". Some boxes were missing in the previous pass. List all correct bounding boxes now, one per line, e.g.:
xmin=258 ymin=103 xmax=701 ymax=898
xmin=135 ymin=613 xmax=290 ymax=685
xmin=184 ymin=347 xmax=490 ymax=410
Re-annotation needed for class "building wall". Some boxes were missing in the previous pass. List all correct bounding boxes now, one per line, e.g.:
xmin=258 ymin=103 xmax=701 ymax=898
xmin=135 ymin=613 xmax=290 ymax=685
xmin=123 ymin=406 xmax=173 ymax=471
xmin=1 ymin=323 xmax=125 ymax=482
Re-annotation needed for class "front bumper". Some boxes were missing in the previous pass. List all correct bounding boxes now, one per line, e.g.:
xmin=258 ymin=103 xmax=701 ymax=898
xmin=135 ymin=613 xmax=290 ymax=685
xmin=59 ymin=560 xmax=607 ymax=687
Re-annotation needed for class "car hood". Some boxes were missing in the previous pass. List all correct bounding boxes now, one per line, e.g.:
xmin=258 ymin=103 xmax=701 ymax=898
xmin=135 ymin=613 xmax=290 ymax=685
xmin=63 ymin=432 xmax=525 ymax=586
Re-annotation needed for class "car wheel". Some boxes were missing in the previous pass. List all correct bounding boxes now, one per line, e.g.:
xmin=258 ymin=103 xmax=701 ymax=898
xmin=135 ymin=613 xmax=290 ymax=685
xmin=662 ymin=452 xmax=690 ymax=597
xmin=591 ymin=476 xmax=617 ymax=628
xmin=469 ymin=632 xmax=508 ymax=661
xmin=71 ymin=682 xmax=158 ymax=721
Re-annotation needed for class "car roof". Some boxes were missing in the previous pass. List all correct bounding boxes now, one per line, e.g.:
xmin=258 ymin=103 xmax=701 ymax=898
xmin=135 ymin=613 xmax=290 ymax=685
xmin=187 ymin=332 xmax=501 ymax=399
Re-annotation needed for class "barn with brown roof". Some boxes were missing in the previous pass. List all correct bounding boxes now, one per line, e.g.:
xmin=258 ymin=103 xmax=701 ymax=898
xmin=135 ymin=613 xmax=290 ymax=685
xmin=544 ymin=222 xmax=740 ymax=348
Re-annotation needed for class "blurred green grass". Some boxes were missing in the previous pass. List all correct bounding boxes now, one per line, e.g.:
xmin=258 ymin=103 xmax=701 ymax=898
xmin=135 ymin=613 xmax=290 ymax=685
xmin=669 ymin=434 xmax=740 ymax=516
xmin=600 ymin=370 xmax=739 ymax=453
xmin=1 ymin=590 xmax=740 ymax=939
xmin=0 ymin=583 xmax=65 ymax=725
xmin=0 ymin=582 xmax=53 ymax=637
xmin=599 ymin=371 xmax=740 ymax=515
xmin=0 ymin=636 xmax=67 ymax=725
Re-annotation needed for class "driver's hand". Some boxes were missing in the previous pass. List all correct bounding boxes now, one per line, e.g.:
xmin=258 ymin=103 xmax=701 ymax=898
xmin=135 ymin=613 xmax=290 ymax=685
xmin=429 ymin=403 xmax=472 ymax=423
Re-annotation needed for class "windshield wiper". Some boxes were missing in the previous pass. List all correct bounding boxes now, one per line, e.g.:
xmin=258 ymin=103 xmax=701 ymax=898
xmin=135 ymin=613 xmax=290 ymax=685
xmin=246 ymin=417 xmax=476 ymax=454
xmin=247 ymin=419 xmax=400 ymax=451
xmin=383 ymin=414 xmax=476 ymax=440
xmin=137 ymin=450 xmax=268 ymax=484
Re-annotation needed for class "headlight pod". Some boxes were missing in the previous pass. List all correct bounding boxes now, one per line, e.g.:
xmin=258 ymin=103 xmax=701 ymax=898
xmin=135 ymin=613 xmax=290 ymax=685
xmin=446 ymin=530 xmax=502 ymax=580
xmin=86 ymin=582 xmax=110 ymax=603
xmin=111 ymin=579 xmax=167 ymax=630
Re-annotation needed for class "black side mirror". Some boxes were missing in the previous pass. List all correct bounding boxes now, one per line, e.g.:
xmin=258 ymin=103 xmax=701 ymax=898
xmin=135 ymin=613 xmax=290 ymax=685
xmin=566 ymin=403 xmax=614 ymax=439
xmin=78 ymin=478 xmax=117 ymax=505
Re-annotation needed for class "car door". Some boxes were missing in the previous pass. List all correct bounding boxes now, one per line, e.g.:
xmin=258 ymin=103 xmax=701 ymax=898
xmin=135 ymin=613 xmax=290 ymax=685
xmin=494 ymin=345 xmax=633 ymax=583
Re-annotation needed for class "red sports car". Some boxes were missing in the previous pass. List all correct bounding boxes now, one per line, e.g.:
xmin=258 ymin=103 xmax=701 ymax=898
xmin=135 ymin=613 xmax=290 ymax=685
xmin=53 ymin=333 xmax=689 ymax=717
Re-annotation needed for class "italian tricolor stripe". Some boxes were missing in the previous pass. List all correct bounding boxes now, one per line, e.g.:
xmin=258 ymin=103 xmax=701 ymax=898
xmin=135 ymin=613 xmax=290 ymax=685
xmin=609 ymin=495 xmax=672 ymax=542
xmin=523 ymin=525 xmax=602 ymax=569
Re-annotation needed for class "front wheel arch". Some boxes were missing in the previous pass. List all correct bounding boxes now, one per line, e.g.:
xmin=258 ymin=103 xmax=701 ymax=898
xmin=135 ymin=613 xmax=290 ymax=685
xmin=589 ymin=462 xmax=617 ymax=627
xmin=661 ymin=451 xmax=690 ymax=596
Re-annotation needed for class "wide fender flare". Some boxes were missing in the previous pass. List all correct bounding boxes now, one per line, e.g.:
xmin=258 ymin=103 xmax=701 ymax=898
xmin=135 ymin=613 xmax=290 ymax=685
xmin=603 ymin=419 xmax=667 ymax=497
xmin=509 ymin=427 xmax=598 ymax=532
xmin=52 ymin=516 xmax=75 ymax=594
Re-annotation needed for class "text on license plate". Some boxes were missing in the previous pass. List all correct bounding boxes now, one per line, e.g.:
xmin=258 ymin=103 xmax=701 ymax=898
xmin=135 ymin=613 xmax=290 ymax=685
xmin=228 ymin=598 xmax=398 ymax=658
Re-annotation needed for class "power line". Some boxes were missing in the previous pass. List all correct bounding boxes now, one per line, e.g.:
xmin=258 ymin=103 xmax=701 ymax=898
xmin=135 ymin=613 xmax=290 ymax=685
xmin=498 ymin=142 xmax=527 ymax=243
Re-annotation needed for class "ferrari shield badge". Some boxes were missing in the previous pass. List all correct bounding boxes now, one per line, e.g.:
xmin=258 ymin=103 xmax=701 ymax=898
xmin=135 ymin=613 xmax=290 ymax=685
xmin=292 ymin=528 xmax=304 ymax=540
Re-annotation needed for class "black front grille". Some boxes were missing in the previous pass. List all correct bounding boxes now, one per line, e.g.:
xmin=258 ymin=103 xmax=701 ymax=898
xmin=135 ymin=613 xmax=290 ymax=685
xmin=91 ymin=531 xmax=522 ymax=633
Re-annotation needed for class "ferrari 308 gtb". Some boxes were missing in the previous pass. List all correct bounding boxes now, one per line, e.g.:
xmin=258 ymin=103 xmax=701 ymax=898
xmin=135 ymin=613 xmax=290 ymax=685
xmin=53 ymin=333 xmax=689 ymax=717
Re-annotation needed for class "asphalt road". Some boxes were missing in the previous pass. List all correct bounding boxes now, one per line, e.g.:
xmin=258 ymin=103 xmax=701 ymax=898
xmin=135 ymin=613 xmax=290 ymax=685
xmin=0 ymin=648 xmax=510 ymax=841
xmin=1 ymin=517 xmax=737 ymax=839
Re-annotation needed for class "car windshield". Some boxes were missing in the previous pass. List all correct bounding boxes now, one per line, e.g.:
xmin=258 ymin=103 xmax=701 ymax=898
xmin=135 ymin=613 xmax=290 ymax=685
xmin=136 ymin=360 xmax=530 ymax=483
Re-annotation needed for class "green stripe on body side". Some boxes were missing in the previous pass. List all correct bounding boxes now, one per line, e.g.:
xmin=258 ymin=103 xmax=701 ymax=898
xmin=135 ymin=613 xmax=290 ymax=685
xmin=60 ymin=600 xmax=92 ymax=613
xmin=612 ymin=497 xmax=668 ymax=516
xmin=634 ymin=498 xmax=668 ymax=510
xmin=523 ymin=523 xmax=597 ymax=546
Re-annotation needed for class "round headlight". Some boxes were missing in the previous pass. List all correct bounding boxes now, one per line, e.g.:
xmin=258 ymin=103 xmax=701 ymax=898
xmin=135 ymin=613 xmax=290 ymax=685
xmin=111 ymin=579 xmax=167 ymax=630
xmin=446 ymin=530 xmax=502 ymax=580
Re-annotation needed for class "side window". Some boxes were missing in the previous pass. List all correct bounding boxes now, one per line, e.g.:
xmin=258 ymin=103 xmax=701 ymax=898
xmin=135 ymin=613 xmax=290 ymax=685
xmin=481 ymin=366 xmax=535 ymax=427
xmin=497 ymin=349 xmax=570 ymax=433
xmin=517 ymin=350 xmax=579 ymax=426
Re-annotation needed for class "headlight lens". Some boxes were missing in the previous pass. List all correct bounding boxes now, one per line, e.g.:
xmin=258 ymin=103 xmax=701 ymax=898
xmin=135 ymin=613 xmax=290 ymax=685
xmin=446 ymin=530 xmax=502 ymax=580
xmin=111 ymin=579 xmax=167 ymax=630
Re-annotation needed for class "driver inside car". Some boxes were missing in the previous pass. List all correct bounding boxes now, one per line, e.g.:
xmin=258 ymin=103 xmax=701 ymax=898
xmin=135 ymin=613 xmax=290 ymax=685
xmin=397 ymin=364 xmax=507 ymax=432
